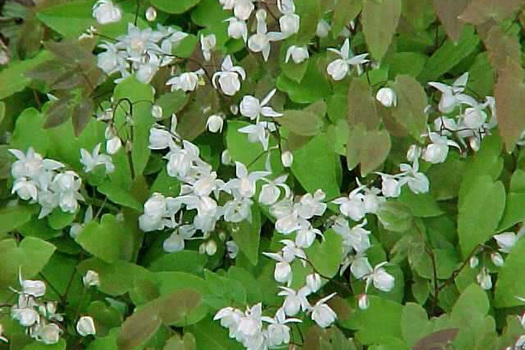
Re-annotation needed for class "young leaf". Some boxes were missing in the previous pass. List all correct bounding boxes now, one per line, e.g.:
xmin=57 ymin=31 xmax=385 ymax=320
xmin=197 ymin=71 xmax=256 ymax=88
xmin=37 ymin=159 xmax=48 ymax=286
xmin=362 ymin=0 xmax=402 ymax=61
xmin=347 ymin=77 xmax=380 ymax=130
xmin=346 ymin=124 xmax=391 ymax=176
xmin=459 ymin=0 xmax=525 ymax=24
xmin=391 ymin=75 xmax=428 ymax=140
xmin=458 ymin=175 xmax=505 ymax=257
xmin=432 ymin=0 xmax=468 ymax=42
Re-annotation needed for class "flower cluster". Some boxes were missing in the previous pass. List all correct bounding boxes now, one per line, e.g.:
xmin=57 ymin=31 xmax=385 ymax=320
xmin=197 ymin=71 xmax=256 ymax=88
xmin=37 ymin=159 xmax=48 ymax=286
xmin=96 ymin=23 xmax=188 ymax=83
xmin=10 ymin=148 xmax=83 ymax=218
xmin=10 ymin=275 xmax=63 ymax=345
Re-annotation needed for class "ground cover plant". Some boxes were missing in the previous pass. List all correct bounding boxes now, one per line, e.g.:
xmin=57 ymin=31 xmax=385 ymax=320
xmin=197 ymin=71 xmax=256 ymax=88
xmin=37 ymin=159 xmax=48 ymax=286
xmin=1 ymin=0 xmax=525 ymax=349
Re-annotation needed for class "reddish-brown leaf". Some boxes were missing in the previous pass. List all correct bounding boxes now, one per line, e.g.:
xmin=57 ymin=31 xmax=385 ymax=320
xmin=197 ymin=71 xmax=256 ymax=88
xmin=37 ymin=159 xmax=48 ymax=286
xmin=432 ymin=0 xmax=468 ymax=41
xmin=459 ymin=0 xmax=525 ymax=25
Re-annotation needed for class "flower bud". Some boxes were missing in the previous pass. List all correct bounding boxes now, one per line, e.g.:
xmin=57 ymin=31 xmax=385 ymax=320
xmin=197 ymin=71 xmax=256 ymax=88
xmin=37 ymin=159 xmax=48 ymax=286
xmin=151 ymin=104 xmax=163 ymax=120
xmin=221 ymin=150 xmax=233 ymax=165
xmin=281 ymin=151 xmax=293 ymax=167
xmin=477 ymin=268 xmax=492 ymax=290
xmin=358 ymin=294 xmax=369 ymax=310
xmin=77 ymin=316 xmax=96 ymax=337
xmin=206 ymin=115 xmax=224 ymax=133
xmin=38 ymin=323 xmax=62 ymax=344
xmin=226 ymin=240 xmax=239 ymax=259
xmin=406 ymin=145 xmax=421 ymax=162
xmin=83 ymin=270 xmax=100 ymax=287
xmin=316 ymin=19 xmax=331 ymax=38
xmin=274 ymin=261 xmax=292 ymax=284
xmin=469 ymin=256 xmax=479 ymax=268
xmin=490 ymin=252 xmax=504 ymax=267
xmin=205 ymin=240 xmax=218 ymax=256
xmin=306 ymin=273 xmax=321 ymax=293
xmin=376 ymin=87 xmax=397 ymax=108
xmin=106 ymin=136 xmax=122 ymax=155
xmin=145 ymin=6 xmax=157 ymax=22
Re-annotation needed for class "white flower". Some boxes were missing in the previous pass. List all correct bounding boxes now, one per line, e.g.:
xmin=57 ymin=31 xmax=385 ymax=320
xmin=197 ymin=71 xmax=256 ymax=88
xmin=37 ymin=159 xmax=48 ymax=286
xmin=21 ymin=279 xmax=46 ymax=297
xmin=233 ymin=0 xmax=254 ymax=20
xmin=226 ymin=17 xmax=248 ymax=42
xmin=398 ymin=159 xmax=429 ymax=194
xmin=327 ymin=39 xmax=369 ymax=80
xmin=77 ymin=316 xmax=96 ymax=337
xmin=376 ymin=87 xmax=397 ymax=107
xmin=285 ymin=45 xmax=309 ymax=64
xmin=237 ymin=304 xmax=263 ymax=337
xmin=34 ymin=323 xmax=62 ymax=344
xmin=333 ymin=187 xmax=366 ymax=221
xmin=149 ymin=127 xmax=175 ymax=150
xmin=433 ymin=116 xmax=457 ymax=135
xmin=240 ymin=89 xmax=282 ymax=120
xmin=145 ymin=6 xmax=157 ymax=22
xmin=332 ymin=217 xmax=371 ymax=253
xmin=277 ymin=0 xmax=300 ymax=37
xmin=428 ymin=73 xmax=469 ymax=114
xmin=212 ymin=56 xmax=246 ymax=96
xmin=367 ymin=263 xmax=395 ymax=292
xmin=278 ymin=287 xmax=308 ymax=316
xmin=296 ymin=190 xmax=327 ymax=219
xmin=80 ymin=144 xmax=114 ymax=174
xmin=406 ymin=144 xmax=421 ymax=162
xmin=221 ymin=149 xmax=233 ymax=165
xmin=494 ymin=232 xmax=520 ymax=253
xmin=281 ymin=151 xmax=293 ymax=167
xmin=214 ymin=307 xmax=242 ymax=330
xmin=295 ymin=226 xmax=321 ymax=248
xmin=166 ymin=70 xmax=203 ymax=92
xmin=12 ymin=178 xmax=38 ymax=201
xmin=225 ymin=162 xmax=270 ymax=198
xmin=310 ymin=293 xmax=337 ymax=328
xmin=259 ymin=175 xmax=289 ymax=206
xmin=379 ymin=174 xmax=402 ymax=198
xmin=92 ymin=0 xmax=122 ymax=24
xmin=350 ymin=255 xmax=373 ymax=279
xmin=106 ymin=136 xmax=122 ymax=155
xmin=248 ymin=10 xmax=282 ymax=61
xmin=206 ymin=115 xmax=224 ymax=133
xmin=421 ymin=132 xmax=459 ymax=164
xmin=262 ymin=308 xmax=301 ymax=348
xmin=12 ymin=308 xmax=39 ymax=327
xmin=200 ymin=34 xmax=216 ymax=61
xmin=83 ymin=270 xmax=100 ymax=287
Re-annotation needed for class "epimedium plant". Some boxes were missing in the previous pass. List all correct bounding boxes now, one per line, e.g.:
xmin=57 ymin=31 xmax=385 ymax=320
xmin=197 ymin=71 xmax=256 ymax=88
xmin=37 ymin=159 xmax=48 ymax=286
xmin=1 ymin=0 xmax=525 ymax=349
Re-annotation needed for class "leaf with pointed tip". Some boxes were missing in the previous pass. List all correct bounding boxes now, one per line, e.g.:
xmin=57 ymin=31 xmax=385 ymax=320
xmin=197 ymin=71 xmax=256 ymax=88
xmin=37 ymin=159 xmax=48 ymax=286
xmin=332 ymin=0 xmax=362 ymax=36
xmin=72 ymin=97 xmax=94 ymax=136
xmin=494 ymin=59 xmax=525 ymax=152
xmin=346 ymin=124 xmax=391 ymax=176
xmin=412 ymin=329 xmax=459 ymax=350
xmin=347 ymin=77 xmax=380 ymax=130
xmin=484 ymin=25 xmax=521 ymax=74
xmin=432 ymin=0 xmax=468 ymax=41
xmin=362 ymin=0 xmax=402 ymax=61
xmin=459 ymin=0 xmax=525 ymax=24
xmin=391 ymin=75 xmax=427 ymax=140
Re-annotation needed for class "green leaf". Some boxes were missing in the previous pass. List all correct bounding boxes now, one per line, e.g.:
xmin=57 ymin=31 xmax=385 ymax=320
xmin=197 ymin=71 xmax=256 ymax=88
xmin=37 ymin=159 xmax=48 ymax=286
xmin=98 ymin=181 xmax=143 ymax=211
xmin=418 ymin=26 xmax=480 ymax=82
xmin=295 ymin=0 xmax=321 ymax=45
xmin=113 ymin=77 xmax=155 ymax=177
xmin=151 ymin=0 xmax=202 ymax=14
xmin=47 ymin=209 xmax=76 ymax=230
xmin=0 ymin=205 xmax=36 ymax=234
xmin=291 ymin=134 xmax=341 ymax=198
xmin=189 ymin=318 xmax=244 ymax=350
xmin=277 ymin=56 xmax=332 ymax=103
xmin=77 ymin=214 xmax=135 ymax=263
xmin=0 ymin=51 xmax=52 ymax=100
xmin=391 ymin=75 xmax=428 ymax=140
xmin=78 ymin=258 xmax=152 ymax=296
xmin=458 ymin=175 xmax=505 ymax=257
xmin=401 ymin=303 xmax=430 ymax=347
xmin=398 ymin=189 xmax=443 ymax=217
xmin=22 ymin=339 xmax=66 ymax=350
xmin=11 ymin=108 xmax=50 ymax=155
xmin=228 ymin=206 xmax=261 ymax=265
xmin=149 ymin=251 xmax=206 ymax=275
xmin=495 ymin=237 xmax=525 ymax=307
xmin=377 ymin=202 xmax=413 ymax=232
xmin=342 ymin=296 xmax=403 ymax=345
xmin=306 ymin=230 xmax=342 ymax=278
xmin=362 ymin=0 xmax=402 ymax=61
xmin=0 ymin=237 xmax=56 ymax=288
xmin=332 ymin=0 xmax=362 ymax=36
